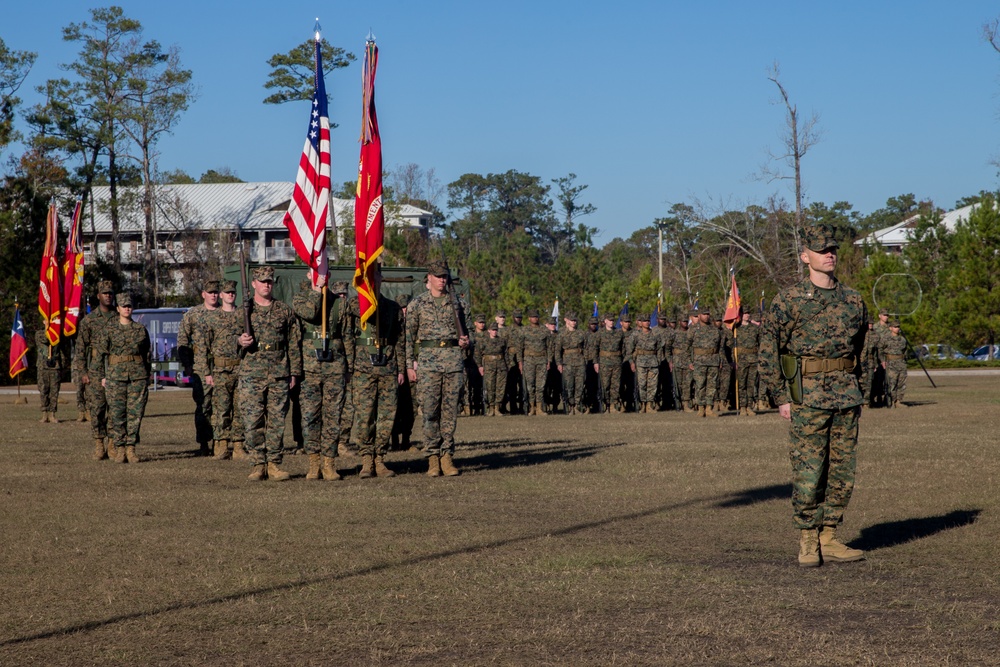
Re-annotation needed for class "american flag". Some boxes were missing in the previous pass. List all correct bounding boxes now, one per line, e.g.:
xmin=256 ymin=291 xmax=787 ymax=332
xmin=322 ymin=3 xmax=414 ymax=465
xmin=283 ymin=33 xmax=331 ymax=287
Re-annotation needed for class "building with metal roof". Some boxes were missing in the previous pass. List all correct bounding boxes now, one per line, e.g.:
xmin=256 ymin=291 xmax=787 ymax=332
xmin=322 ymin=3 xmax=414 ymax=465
xmin=854 ymin=203 xmax=978 ymax=253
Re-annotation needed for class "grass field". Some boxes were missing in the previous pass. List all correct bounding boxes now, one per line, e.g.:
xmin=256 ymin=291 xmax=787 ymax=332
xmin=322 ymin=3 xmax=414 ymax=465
xmin=1 ymin=373 xmax=998 ymax=666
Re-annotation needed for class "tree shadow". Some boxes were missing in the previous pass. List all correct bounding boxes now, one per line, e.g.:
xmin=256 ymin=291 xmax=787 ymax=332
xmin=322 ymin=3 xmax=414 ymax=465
xmin=459 ymin=442 xmax=625 ymax=472
xmin=714 ymin=483 xmax=791 ymax=508
xmin=851 ymin=509 xmax=982 ymax=551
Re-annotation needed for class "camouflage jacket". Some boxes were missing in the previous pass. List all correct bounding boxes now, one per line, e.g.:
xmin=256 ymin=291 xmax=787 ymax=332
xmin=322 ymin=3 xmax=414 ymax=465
xmin=878 ymin=332 xmax=908 ymax=362
xmin=595 ymin=327 xmax=626 ymax=360
xmin=178 ymin=304 xmax=216 ymax=374
xmin=503 ymin=324 xmax=522 ymax=364
xmin=98 ymin=320 xmax=151 ymax=381
xmin=35 ymin=330 xmax=69 ymax=371
xmin=732 ymin=322 xmax=762 ymax=364
xmin=405 ymin=289 xmax=469 ymax=373
xmin=654 ymin=326 xmax=674 ymax=363
xmin=347 ymin=295 xmax=404 ymax=376
xmin=583 ymin=329 xmax=599 ymax=363
xmin=759 ymin=277 xmax=867 ymax=410
xmin=73 ymin=307 xmax=116 ymax=377
xmin=672 ymin=327 xmax=690 ymax=362
xmin=200 ymin=307 xmax=246 ymax=375
xmin=293 ymin=287 xmax=351 ymax=375
xmin=686 ymin=322 xmax=722 ymax=366
xmin=555 ymin=328 xmax=588 ymax=367
xmin=627 ymin=329 xmax=661 ymax=368
xmin=240 ymin=299 xmax=303 ymax=380
xmin=519 ymin=324 xmax=553 ymax=363
xmin=474 ymin=334 xmax=509 ymax=369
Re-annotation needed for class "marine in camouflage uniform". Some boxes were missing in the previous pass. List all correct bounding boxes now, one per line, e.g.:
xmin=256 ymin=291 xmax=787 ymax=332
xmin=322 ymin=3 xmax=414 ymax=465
xmin=759 ymin=224 xmax=868 ymax=567
xmin=74 ymin=280 xmax=117 ymax=459
xmin=405 ymin=261 xmax=471 ymax=476
xmin=626 ymin=313 xmax=661 ymax=413
xmin=878 ymin=321 xmax=908 ymax=408
xmin=292 ymin=279 xmax=351 ymax=479
xmin=672 ymin=317 xmax=694 ymax=411
xmin=502 ymin=310 xmax=526 ymax=415
xmin=72 ymin=365 xmax=88 ymax=422
xmin=391 ymin=293 xmax=418 ymax=451
xmin=35 ymin=329 xmax=69 ymax=423
xmin=594 ymin=313 xmax=625 ymax=412
xmin=715 ymin=317 xmax=734 ymax=413
xmin=517 ymin=309 xmax=552 ymax=416
xmin=98 ymin=293 xmax=151 ymax=464
xmin=474 ymin=322 xmax=509 ymax=416
xmin=582 ymin=315 xmax=600 ymax=413
xmin=466 ymin=314 xmax=488 ymax=416
xmin=868 ymin=309 xmax=890 ymax=407
xmin=178 ymin=280 xmax=220 ymax=454
xmin=348 ymin=291 xmax=405 ymax=478
xmin=200 ymin=280 xmax=247 ymax=461
xmin=238 ymin=266 xmax=303 ymax=482
xmin=654 ymin=315 xmax=675 ymax=410
xmin=555 ymin=313 xmax=587 ymax=414
xmin=733 ymin=312 xmax=762 ymax=415
xmin=686 ymin=309 xmax=721 ymax=417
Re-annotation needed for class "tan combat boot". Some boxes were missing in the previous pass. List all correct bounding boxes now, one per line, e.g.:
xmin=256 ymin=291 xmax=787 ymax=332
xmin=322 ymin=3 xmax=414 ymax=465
xmin=359 ymin=454 xmax=375 ymax=479
xmin=320 ymin=455 xmax=340 ymax=480
xmin=306 ymin=453 xmax=322 ymax=480
xmin=746 ymin=405 xmax=756 ymax=416
xmin=706 ymin=405 xmax=717 ymax=418
xmin=231 ymin=442 xmax=247 ymax=461
xmin=77 ymin=410 xmax=88 ymax=422
xmin=93 ymin=437 xmax=107 ymax=461
xmin=697 ymin=405 xmax=706 ymax=418
xmin=48 ymin=412 xmax=58 ymax=423
xmin=39 ymin=413 xmax=48 ymax=423
xmin=213 ymin=439 xmax=230 ymax=460
xmin=440 ymin=452 xmax=461 ymax=477
xmin=819 ymin=526 xmax=865 ymax=563
xmin=247 ymin=463 xmax=266 ymax=481
xmin=337 ymin=442 xmax=355 ymax=458
xmin=426 ymin=454 xmax=441 ymax=477
xmin=266 ymin=462 xmax=290 ymax=482
xmin=114 ymin=444 xmax=127 ymax=464
xmin=798 ymin=529 xmax=821 ymax=567
xmin=125 ymin=446 xmax=139 ymax=463
xmin=375 ymin=455 xmax=396 ymax=478
xmin=106 ymin=437 xmax=116 ymax=460
xmin=683 ymin=401 xmax=693 ymax=413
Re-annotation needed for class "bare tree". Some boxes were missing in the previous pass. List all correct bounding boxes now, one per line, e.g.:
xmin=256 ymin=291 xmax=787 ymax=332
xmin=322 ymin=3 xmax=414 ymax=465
xmin=760 ymin=62 xmax=821 ymax=275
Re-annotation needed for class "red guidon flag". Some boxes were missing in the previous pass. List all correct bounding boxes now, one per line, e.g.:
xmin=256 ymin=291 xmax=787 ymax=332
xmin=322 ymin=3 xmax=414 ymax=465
xmin=723 ymin=269 xmax=741 ymax=330
xmin=282 ymin=30 xmax=331 ymax=288
xmin=62 ymin=199 xmax=84 ymax=336
xmin=39 ymin=201 xmax=62 ymax=345
xmin=353 ymin=38 xmax=384 ymax=330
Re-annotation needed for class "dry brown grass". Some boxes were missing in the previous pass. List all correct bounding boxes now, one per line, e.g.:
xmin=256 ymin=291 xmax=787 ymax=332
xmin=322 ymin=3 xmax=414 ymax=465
xmin=1 ymin=373 xmax=997 ymax=666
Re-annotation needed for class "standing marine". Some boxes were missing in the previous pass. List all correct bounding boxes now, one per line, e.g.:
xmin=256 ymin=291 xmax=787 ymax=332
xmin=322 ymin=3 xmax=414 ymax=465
xmin=74 ymin=280 xmax=117 ymax=460
xmin=199 ymin=280 xmax=247 ymax=460
xmin=99 ymin=293 xmax=151 ymax=464
xmin=686 ymin=307 xmax=721 ymax=418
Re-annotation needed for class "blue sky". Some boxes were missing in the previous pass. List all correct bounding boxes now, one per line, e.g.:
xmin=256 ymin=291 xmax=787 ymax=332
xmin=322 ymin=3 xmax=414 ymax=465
xmin=5 ymin=1 xmax=1000 ymax=244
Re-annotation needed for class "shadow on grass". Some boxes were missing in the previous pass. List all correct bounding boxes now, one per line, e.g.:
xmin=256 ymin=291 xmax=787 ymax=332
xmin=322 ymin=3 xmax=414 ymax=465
xmin=0 ymin=485 xmax=732 ymax=648
xmin=141 ymin=411 xmax=195 ymax=419
xmin=460 ymin=442 xmax=625 ymax=472
xmin=714 ymin=483 xmax=791 ymax=508
xmin=851 ymin=509 xmax=981 ymax=551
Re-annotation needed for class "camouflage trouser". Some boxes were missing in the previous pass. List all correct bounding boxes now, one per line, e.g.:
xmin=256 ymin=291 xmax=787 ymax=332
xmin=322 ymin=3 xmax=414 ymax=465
xmin=353 ymin=371 xmax=398 ymax=457
xmin=338 ymin=375 xmax=355 ymax=447
xmin=673 ymin=357 xmax=693 ymax=403
xmin=106 ymin=378 xmax=148 ymax=448
xmin=717 ymin=365 xmax=732 ymax=407
xmin=789 ymin=404 xmax=861 ymax=529
xmin=562 ymin=362 xmax=586 ymax=407
xmin=503 ymin=366 xmax=524 ymax=414
xmin=482 ymin=362 xmax=507 ymax=407
xmin=86 ymin=379 xmax=109 ymax=438
xmin=37 ymin=368 xmax=61 ymax=412
xmin=885 ymin=361 xmax=907 ymax=403
xmin=419 ymin=369 xmax=462 ymax=456
xmin=522 ymin=358 xmax=548 ymax=406
xmin=211 ymin=369 xmax=244 ymax=443
xmin=599 ymin=357 xmax=622 ymax=408
xmin=635 ymin=365 xmax=658 ymax=403
xmin=692 ymin=363 xmax=718 ymax=406
xmin=300 ymin=367 xmax=346 ymax=457
xmin=239 ymin=374 xmax=290 ymax=465
xmin=190 ymin=374 xmax=214 ymax=445
xmin=73 ymin=369 xmax=87 ymax=411
xmin=736 ymin=361 xmax=759 ymax=409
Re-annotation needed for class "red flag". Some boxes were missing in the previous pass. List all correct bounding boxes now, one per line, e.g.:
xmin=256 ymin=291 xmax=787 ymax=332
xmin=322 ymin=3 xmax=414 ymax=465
xmin=61 ymin=199 xmax=84 ymax=336
xmin=9 ymin=305 xmax=29 ymax=379
xmin=353 ymin=39 xmax=384 ymax=330
xmin=39 ymin=202 xmax=62 ymax=345
xmin=723 ymin=270 xmax=741 ymax=329
xmin=282 ymin=32 xmax=331 ymax=288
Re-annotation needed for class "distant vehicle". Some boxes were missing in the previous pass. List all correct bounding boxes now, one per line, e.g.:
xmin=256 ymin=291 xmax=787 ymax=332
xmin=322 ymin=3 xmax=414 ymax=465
xmin=915 ymin=344 xmax=967 ymax=360
xmin=969 ymin=344 xmax=1000 ymax=361
xmin=133 ymin=308 xmax=190 ymax=386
